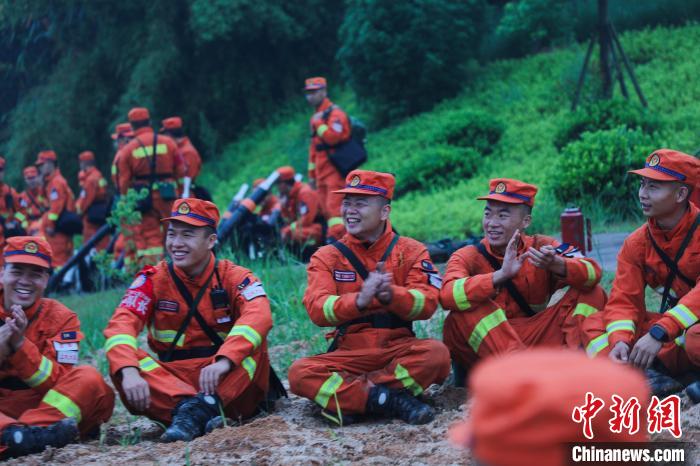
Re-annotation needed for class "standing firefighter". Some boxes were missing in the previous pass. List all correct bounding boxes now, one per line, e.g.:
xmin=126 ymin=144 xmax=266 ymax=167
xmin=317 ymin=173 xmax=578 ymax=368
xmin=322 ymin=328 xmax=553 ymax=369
xmin=110 ymin=122 xmax=133 ymax=187
xmin=440 ymin=179 xmax=606 ymax=382
xmin=582 ymin=149 xmax=700 ymax=393
xmin=18 ymin=166 xmax=47 ymax=236
xmin=0 ymin=237 xmax=114 ymax=458
xmin=305 ymin=77 xmax=351 ymax=241
xmin=161 ymin=117 xmax=204 ymax=199
xmin=289 ymin=170 xmax=450 ymax=425
xmin=116 ymin=107 xmax=184 ymax=266
xmin=276 ymin=166 xmax=323 ymax=252
xmin=36 ymin=151 xmax=76 ymax=269
xmin=103 ymin=199 xmax=273 ymax=442
xmin=76 ymin=151 xmax=110 ymax=250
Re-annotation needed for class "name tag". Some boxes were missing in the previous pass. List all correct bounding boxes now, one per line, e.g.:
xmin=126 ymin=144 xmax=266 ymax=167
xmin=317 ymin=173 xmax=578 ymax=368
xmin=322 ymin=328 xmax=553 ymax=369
xmin=334 ymin=270 xmax=357 ymax=282
xmin=216 ymin=316 xmax=232 ymax=324
xmin=54 ymin=342 xmax=79 ymax=351
xmin=428 ymin=273 xmax=442 ymax=289
xmin=241 ymin=282 xmax=266 ymax=301
xmin=57 ymin=351 xmax=79 ymax=364
xmin=157 ymin=300 xmax=180 ymax=313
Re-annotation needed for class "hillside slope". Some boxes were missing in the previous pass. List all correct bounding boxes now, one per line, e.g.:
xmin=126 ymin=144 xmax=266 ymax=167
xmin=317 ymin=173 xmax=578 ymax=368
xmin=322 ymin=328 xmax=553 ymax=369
xmin=200 ymin=24 xmax=700 ymax=241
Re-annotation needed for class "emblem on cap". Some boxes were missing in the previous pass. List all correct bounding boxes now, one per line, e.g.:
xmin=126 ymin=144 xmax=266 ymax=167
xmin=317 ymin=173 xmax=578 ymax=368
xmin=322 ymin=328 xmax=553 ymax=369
xmin=177 ymin=202 xmax=191 ymax=215
xmin=350 ymin=175 xmax=361 ymax=187
xmin=649 ymin=154 xmax=660 ymax=167
xmin=24 ymin=242 xmax=38 ymax=254
xmin=495 ymin=182 xmax=507 ymax=194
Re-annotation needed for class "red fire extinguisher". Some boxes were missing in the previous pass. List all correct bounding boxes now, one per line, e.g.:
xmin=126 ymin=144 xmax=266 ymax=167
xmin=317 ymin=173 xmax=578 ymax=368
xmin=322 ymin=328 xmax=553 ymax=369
xmin=560 ymin=206 xmax=592 ymax=254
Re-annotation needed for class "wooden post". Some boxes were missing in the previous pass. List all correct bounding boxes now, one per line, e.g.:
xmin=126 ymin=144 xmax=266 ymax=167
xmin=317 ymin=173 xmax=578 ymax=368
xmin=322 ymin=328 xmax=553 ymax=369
xmin=571 ymin=36 xmax=596 ymax=111
xmin=608 ymin=24 xmax=628 ymax=99
xmin=610 ymin=23 xmax=648 ymax=107
xmin=598 ymin=0 xmax=612 ymax=99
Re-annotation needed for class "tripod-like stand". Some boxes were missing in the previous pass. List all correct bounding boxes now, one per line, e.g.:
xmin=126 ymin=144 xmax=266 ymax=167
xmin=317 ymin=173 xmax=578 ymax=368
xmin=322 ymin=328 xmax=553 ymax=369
xmin=571 ymin=0 xmax=647 ymax=110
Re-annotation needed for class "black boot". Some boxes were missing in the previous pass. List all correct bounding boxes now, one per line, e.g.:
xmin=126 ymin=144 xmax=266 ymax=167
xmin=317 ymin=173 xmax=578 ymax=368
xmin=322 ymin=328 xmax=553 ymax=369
xmin=687 ymin=381 xmax=700 ymax=403
xmin=160 ymin=394 xmax=220 ymax=443
xmin=1 ymin=418 xmax=78 ymax=458
xmin=645 ymin=367 xmax=684 ymax=397
xmin=452 ymin=361 xmax=467 ymax=388
xmin=366 ymin=385 xmax=434 ymax=425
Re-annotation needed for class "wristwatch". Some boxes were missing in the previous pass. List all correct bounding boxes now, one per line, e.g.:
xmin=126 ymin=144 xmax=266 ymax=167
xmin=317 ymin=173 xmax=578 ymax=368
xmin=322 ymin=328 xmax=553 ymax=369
xmin=649 ymin=324 xmax=669 ymax=342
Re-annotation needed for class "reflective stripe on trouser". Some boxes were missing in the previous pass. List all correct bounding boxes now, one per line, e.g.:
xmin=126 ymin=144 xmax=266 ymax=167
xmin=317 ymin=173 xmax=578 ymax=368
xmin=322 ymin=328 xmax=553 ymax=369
xmin=444 ymin=286 xmax=607 ymax=370
xmin=0 ymin=366 xmax=115 ymax=442
xmin=110 ymin=348 xmax=269 ymax=425
xmin=288 ymin=336 xmax=450 ymax=415
xmin=581 ymin=310 xmax=697 ymax=375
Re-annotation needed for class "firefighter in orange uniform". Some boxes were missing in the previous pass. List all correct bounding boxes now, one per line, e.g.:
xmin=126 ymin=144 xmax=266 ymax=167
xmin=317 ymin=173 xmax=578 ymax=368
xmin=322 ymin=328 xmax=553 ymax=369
xmin=116 ymin=107 xmax=184 ymax=266
xmin=76 ymin=151 xmax=110 ymax=250
xmin=110 ymin=122 xmax=133 ymax=187
xmin=289 ymin=170 xmax=450 ymax=425
xmin=103 ymin=198 xmax=273 ymax=442
xmin=440 ymin=179 xmax=606 ymax=381
xmin=0 ymin=157 xmax=22 ymax=266
xmin=581 ymin=149 xmax=700 ymax=394
xmin=161 ymin=117 xmax=204 ymax=198
xmin=304 ymin=77 xmax=351 ymax=241
xmin=0 ymin=237 xmax=114 ymax=458
xmin=276 ymin=166 xmax=323 ymax=248
xmin=18 ymin=167 xmax=47 ymax=236
xmin=36 ymin=151 xmax=76 ymax=269
xmin=252 ymin=178 xmax=281 ymax=220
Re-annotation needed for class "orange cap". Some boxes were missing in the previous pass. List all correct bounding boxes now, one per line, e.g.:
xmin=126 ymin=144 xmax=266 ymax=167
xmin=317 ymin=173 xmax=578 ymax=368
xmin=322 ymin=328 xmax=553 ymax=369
xmin=128 ymin=107 xmax=150 ymax=122
xmin=449 ymin=349 xmax=650 ymax=466
xmin=35 ymin=150 xmax=57 ymax=165
xmin=23 ymin=166 xmax=38 ymax=178
xmin=333 ymin=170 xmax=395 ymax=200
xmin=304 ymin=76 xmax=327 ymax=91
xmin=78 ymin=151 xmax=95 ymax=162
xmin=477 ymin=178 xmax=538 ymax=207
xmin=3 ymin=236 xmax=53 ymax=269
xmin=0 ymin=156 xmax=5 ymax=169
xmin=161 ymin=198 xmax=220 ymax=228
xmin=276 ymin=166 xmax=296 ymax=182
xmin=161 ymin=117 xmax=183 ymax=130
xmin=629 ymin=148 xmax=699 ymax=186
xmin=111 ymin=122 xmax=133 ymax=140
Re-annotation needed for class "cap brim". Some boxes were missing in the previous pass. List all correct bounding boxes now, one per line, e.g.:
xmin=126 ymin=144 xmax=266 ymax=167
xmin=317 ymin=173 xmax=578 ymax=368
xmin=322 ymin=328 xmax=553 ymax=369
xmin=304 ymin=85 xmax=325 ymax=91
xmin=628 ymin=168 xmax=679 ymax=182
xmin=333 ymin=187 xmax=385 ymax=196
xmin=160 ymin=216 xmax=213 ymax=228
xmin=448 ymin=420 xmax=472 ymax=448
xmin=476 ymin=194 xmax=527 ymax=205
xmin=5 ymin=255 xmax=51 ymax=269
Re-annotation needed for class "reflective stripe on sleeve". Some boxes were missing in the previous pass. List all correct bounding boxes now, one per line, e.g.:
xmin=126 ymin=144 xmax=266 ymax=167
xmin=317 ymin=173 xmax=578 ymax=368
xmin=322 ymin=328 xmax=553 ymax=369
xmin=228 ymin=325 xmax=262 ymax=350
xmin=407 ymin=290 xmax=425 ymax=319
xmin=586 ymin=333 xmax=609 ymax=357
xmin=572 ymin=303 xmax=598 ymax=318
xmin=48 ymin=213 xmax=59 ymax=221
xmin=314 ymin=372 xmax=343 ymax=409
xmin=104 ymin=334 xmax=138 ymax=352
xmin=581 ymin=259 xmax=597 ymax=287
xmin=241 ymin=356 xmax=257 ymax=381
xmin=327 ymin=217 xmax=343 ymax=228
xmin=452 ymin=278 xmax=470 ymax=311
xmin=322 ymin=295 xmax=340 ymax=324
xmin=468 ymin=309 xmax=507 ymax=353
xmin=667 ymin=304 xmax=698 ymax=329
xmin=23 ymin=356 xmax=53 ymax=387
xmin=138 ymin=356 xmax=160 ymax=372
xmin=606 ymin=320 xmax=635 ymax=335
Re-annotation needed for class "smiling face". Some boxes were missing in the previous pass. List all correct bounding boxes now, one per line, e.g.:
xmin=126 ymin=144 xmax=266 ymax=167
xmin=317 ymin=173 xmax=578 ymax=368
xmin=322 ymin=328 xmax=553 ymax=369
xmin=482 ymin=200 xmax=531 ymax=252
xmin=165 ymin=221 xmax=217 ymax=273
xmin=2 ymin=263 xmax=50 ymax=309
xmin=341 ymin=194 xmax=390 ymax=240
xmin=638 ymin=177 xmax=689 ymax=218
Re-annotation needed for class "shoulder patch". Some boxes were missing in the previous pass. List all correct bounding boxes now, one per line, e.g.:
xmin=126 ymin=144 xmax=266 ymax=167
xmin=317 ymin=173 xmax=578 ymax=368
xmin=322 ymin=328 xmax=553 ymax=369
xmin=237 ymin=277 xmax=251 ymax=290
xmin=334 ymin=270 xmax=357 ymax=282
xmin=299 ymin=202 xmax=309 ymax=215
xmin=61 ymin=331 xmax=77 ymax=340
xmin=129 ymin=274 xmax=147 ymax=289
xmin=241 ymin=281 xmax=266 ymax=301
xmin=49 ymin=188 xmax=59 ymax=201
xmin=421 ymin=260 xmax=434 ymax=271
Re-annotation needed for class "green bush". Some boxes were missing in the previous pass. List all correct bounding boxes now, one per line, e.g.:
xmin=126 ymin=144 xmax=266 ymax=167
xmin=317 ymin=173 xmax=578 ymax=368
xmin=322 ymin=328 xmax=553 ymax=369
xmin=554 ymin=126 xmax=660 ymax=217
xmin=554 ymin=99 xmax=661 ymax=149
xmin=431 ymin=109 xmax=504 ymax=154
xmin=395 ymin=146 xmax=481 ymax=196
xmin=337 ymin=0 xmax=485 ymax=123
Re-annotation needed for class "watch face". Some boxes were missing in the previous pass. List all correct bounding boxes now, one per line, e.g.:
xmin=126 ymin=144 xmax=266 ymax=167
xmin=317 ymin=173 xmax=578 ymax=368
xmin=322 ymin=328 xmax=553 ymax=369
xmin=650 ymin=325 xmax=667 ymax=342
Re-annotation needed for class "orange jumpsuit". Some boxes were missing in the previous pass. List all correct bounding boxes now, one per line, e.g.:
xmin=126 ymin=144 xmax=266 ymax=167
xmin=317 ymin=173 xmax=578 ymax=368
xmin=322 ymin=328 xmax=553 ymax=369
xmin=582 ymin=205 xmax=700 ymax=373
xmin=0 ymin=293 xmax=114 ymax=451
xmin=308 ymin=98 xmax=351 ymax=241
xmin=76 ymin=166 xmax=110 ymax=250
xmin=280 ymin=181 xmax=323 ymax=246
xmin=288 ymin=223 xmax=450 ymax=415
xmin=255 ymin=194 xmax=280 ymax=219
xmin=103 ymin=256 xmax=272 ymax=423
xmin=41 ymin=169 xmax=76 ymax=268
xmin=177 ymin=137 xmax=202 ymax=181
xmin=117 ymin=127 xmax=184 ymax=266
xmin=441 ymin=235 xmax=606 ymax=370
xmin=0 ymin=184 xmax=20 ymax=267
xmin=18 ymin=188 xmax=47 ymax=236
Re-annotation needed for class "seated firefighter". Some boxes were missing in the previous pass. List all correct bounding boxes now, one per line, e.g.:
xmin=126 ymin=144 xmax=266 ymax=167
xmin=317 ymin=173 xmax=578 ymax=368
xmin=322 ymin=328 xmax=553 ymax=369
xmin=103 ymin=199 xmax=275 ymax=442
xmin=276 ymin=166 xmax=323 ymax=256
xmin=0 ymin=237 xmax=114 ymax=458
xmin=440 ymin=179 xmax=606 ymax=382
xmin=582 ymin=149 xmax=700 ymax=395
xmin=289 ymin=170 xmax=450 ymax=425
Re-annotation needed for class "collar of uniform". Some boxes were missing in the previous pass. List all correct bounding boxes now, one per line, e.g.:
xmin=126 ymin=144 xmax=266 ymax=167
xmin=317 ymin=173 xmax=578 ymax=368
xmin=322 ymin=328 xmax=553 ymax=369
xmin=344 ymin=220 xmax=395 ymax=255
xmin=177 ymin=136 xmax=191 ymax=148
xmin=648 ymin=203 xmax=699 ymax=243
xmin=171 ymin=252 xmax=217 ymax=287
xmin=133 ymin=126 xmax=152 ymax=137
xmin=482 ymin=233 xmax=534 ymax=260
xmin=316 ymin=97 xmax=333 ymax=113
xmin=0 ymin=290 xmax=43 ymax=322
xmin=44 ymin=168 xmax=60 ymax=183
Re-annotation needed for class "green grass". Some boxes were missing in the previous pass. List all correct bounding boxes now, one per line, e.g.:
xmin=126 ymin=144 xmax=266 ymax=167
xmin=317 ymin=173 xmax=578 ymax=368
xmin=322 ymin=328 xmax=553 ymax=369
xmin=202 ymin=23 xmax=700 ymax=241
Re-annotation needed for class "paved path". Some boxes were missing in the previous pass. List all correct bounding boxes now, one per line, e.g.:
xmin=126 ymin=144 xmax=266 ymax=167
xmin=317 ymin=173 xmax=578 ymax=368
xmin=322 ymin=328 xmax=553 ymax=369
xmin=588 ymin=231 xmax=629 ymax=272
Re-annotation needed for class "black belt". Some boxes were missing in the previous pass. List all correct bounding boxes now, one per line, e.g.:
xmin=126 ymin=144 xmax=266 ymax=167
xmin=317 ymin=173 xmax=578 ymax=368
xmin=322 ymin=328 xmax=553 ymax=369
xmin=157 ymin=346 xmax=219 ymax=362
xmin=0 ymin=377 xmax=30 ymax=391
xmin=327 ymin=312 xmax=413 ymax=352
